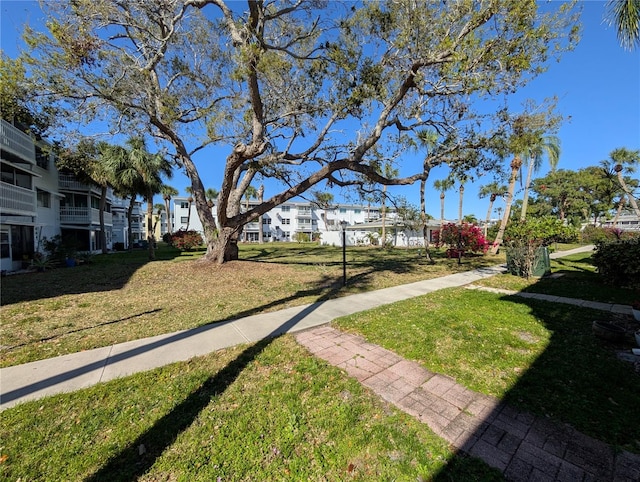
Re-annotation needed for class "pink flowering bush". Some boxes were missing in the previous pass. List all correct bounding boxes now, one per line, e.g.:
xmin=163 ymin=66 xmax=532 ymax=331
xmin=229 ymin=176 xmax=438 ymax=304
xmin=434 ymin=223 xmax=489 ymax=255
xmin=167 ymin=230 xmax=204 ymax=251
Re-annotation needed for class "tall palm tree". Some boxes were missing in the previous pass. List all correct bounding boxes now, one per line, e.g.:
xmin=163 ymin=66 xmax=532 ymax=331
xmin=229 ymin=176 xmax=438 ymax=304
xmin=478 ymin=182 xmax=508 ymax=237
xmin=160 ymin=185 xmax=178 ymax=235
xmin=606 ymin=0 xmax=640 ymax=50
xmin=415 ymin=129 xmax=438 ymax=261
xmin=433 ymin=177 xmax=455 ymax=225
xmin=152 ymin=203 xmax=165 ymax=237
xmin=491 ymin=156 xmax=523 ymax=255
xmin=609 ymin=147 xmax=640 ymax=217
xmin=457 ymin=177 xmax=467 ymax=225
xmin=520 ymin=135 xmax=561 ymax=220
xmin=380 ymin=162 xmax=399 ymax=248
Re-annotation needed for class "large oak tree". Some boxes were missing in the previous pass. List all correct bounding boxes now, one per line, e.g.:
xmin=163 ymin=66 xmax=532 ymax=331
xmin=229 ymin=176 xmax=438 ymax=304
xmin=22 ymin=0 xmax=578 ymax=263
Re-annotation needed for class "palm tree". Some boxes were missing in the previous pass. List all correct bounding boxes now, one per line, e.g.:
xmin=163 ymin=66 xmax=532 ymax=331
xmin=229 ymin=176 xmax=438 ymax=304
xmin=160 ymin=185 xmax=178 ymax=235
xmin=478 ymin=182 xmax=508 ymax=237
xmin=415 ymin=129 xmax=438 ymax=260
xmin=152 ymin=203 xmax=165 ymax=237
xmin=609 ymin=147 xmax=640 ymax=218
xmin=185 ymin=186 xmax=194 ymax=231
xmin=457 ymin=177 xmax=467 ymax=225
xmin=491 ymin=156 xmax=523 ymax=255
xmin=380 ymin=162 xmax=399 ymax=248
xmin=106 ymin=137 xmax=172 ymax=260
xmin=205 ymin=187 xmax=219 ymax=230
xmin=606 ymin=0 xmax=640 ymax=50
xmin=520 ymin=135 xmax=561 ymax=220
xmin=433 ymin=177 xmax=455 ymax=225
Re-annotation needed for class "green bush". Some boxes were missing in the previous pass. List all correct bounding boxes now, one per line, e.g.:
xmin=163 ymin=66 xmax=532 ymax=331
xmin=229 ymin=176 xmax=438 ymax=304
xmin=503 ymin=217 xmax=577 ymax=278
xmin=592 ymin=238 xmax=640 ymax=289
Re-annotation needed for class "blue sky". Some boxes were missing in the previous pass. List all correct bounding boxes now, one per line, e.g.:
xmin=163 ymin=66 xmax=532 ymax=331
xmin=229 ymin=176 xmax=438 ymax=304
xmin=2 ymin=1 xmax=639 ymax=220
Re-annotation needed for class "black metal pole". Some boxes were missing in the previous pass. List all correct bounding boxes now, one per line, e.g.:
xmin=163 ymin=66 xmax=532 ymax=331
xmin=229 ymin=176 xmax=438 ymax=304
xmin=342 ymin=228 xmax=347 ymax=286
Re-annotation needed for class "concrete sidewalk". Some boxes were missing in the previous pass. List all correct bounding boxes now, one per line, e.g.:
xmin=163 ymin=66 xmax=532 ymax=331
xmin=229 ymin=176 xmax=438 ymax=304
xmin=0 ymin=245 xmax=599 ymax=411
xmin=1 ymin=264 xmax=508 ymax=410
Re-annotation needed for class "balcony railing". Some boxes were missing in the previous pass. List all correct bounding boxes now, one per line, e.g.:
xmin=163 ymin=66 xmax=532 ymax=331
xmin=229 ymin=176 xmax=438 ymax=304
xmin=0 ymin=182 xmax=36 ymax=215
xmin=58 ymin=173 xmax=93 ymax=191
xmin=0 ymin=119 xmax=35 ymax=164
xmin=60 ymin=206 xmax=112 ymax=226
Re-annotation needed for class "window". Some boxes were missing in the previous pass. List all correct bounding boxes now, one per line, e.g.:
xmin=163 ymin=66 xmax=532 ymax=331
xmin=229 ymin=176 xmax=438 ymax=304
xmin=0 ymin=231 xmax=9 ymax=258
xmin=37 ymin=189 xmax=50 ymax=208
xmin=284 ymin=231 xmax=290 ymax=238
xmin=180 ymin=202 xmax=189 ymax=209
xmin=262 ymin=218 xmax=271 ymax=225
xmin=180 ymin=216 xmax=188 ymax=223
xmin=354 ymin=209 xmax=361 ymax=214
xmin=91 ymin=196 xmax=100 ymax=209
xmin=281 ymin=205 xmax=291 ymax=212
xmin=282 ymin=218 xmax=290 ymax=224
xmin=339 ymin=208 xmax=347 ymax=214
xmin=1 ymin=164 xmax=32 ymax=189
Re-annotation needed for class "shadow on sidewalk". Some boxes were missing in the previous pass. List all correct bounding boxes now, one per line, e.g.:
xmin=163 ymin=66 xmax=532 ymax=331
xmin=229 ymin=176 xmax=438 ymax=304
xmin=84 ymin=299 xmax=327 ymax=481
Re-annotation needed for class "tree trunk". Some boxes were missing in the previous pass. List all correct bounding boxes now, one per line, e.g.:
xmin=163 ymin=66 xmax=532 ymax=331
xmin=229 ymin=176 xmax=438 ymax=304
xmin=99 ymin=185 xmax=108 ymax=254
xmin=419 ymin=179 xmax=433 ymax=262
xmin=617 ymin=171 xmax=640 ymax=218
xmin=458 ymin=184 xmax=464 ymax=225
xmin=127 ymin=195 xmax=135 ymax=251
xmin=612 ymin=195 xmax=626 ymax=226
xmin=146 ymin=191 xmax=155 ymax=261
xmin=205 ymin=225 xmax=241 ymax=263
xmin=520 ymin=154 xmax=535 ymax=221
xmin=484 ymin=195 xmax=496 ymax=238
xmin=257 ymin=185 xmax=264 ymax=244
xmin=490 ymin=169 xmax=518 ymax=255
xmin=380 ymin=186 xmax=387 ymax=248
xmin=439 ymin=193 xmax=445 ymax=223
xmin=164 ymin=196 xmax=172 ymax=234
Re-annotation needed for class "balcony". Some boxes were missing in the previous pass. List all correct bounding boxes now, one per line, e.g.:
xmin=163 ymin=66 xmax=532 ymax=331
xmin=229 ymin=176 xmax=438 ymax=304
xmin=58 ymin=173 xmax=94 ymax=191
xmin=0 ymin=119 xmax=35 ymax=164
xmin=245 ymin=222 xmax=260 ymax=231
xmin=60 ymin=206 xmax=112 ymax=226
xmin=0 ymin=182 xmax=36 ymax=215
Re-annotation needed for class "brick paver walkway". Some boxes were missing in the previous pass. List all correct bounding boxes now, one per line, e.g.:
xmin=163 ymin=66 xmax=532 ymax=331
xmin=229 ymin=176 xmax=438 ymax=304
xmin=295 ymin=326 xmax=640 ymax=482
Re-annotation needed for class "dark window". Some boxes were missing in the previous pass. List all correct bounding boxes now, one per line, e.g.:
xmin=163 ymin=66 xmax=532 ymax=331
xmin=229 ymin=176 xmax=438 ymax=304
xmin=37 ymin=189 xmax=50 ymax=208
xmin=35 ymin=146 xmax=49 ymax=169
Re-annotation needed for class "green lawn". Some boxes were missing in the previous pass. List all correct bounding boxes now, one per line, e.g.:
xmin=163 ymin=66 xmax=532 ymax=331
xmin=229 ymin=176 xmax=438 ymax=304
xmin=2 ymin=242 xmax=637 ymax=480
xmin=0 ymin=336 xmax=502 ymax=481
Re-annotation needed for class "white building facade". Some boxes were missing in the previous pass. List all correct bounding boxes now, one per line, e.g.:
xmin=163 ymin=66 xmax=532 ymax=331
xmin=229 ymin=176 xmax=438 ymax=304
xmin=1 ymin=119 xmax=144 ymax=271
xmin=169 ymin=196 xmax=445 ymax=247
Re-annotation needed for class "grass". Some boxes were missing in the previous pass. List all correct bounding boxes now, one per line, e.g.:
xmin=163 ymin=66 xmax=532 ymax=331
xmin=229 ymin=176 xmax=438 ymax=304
xmin=333 ymin=288 xmax=640 ymax=453
xmin=2 ymin=241 xmax=637 ymax=479
xmin=0 ymin=242 xmax=503 ymax=367
xmin=0 ymin=336 xmax=503 ymax=481
xmin=473 ymin=251 xmax=636 ymax=304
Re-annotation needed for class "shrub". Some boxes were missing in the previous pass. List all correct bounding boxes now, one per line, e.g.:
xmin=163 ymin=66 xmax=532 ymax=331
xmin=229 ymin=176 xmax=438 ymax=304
xmin=167 ymin=230 xmax=204 ymax=251
xmin=292 ymin=232 xmax=310 ymax=243
xmin=592 ymin=238 xmax=640 ymax=289
xmin=434 ymin=223 xmax=489 ymax=254
xmin=503 ymin=217 xmax=577 ymax=278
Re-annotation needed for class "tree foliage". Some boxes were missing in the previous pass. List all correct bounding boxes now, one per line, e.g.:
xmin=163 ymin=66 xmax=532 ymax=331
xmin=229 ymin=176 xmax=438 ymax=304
xmin=22 ymin=0 xmax=580 ymax=263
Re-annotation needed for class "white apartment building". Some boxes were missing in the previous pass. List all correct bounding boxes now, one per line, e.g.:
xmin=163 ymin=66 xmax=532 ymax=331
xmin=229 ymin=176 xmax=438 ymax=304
xmin=1 ymin=119 xmax=144 ymax=271
xmin=169 ymin=196 xmax=445 ymax=247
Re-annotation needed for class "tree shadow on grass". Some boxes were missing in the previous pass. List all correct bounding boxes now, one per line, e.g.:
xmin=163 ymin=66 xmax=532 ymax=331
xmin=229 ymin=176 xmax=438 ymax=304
xmin=431 ymin=286 xmax=640 ymax=481
xmin=84 ymin=297 xmax=332 ymax=481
